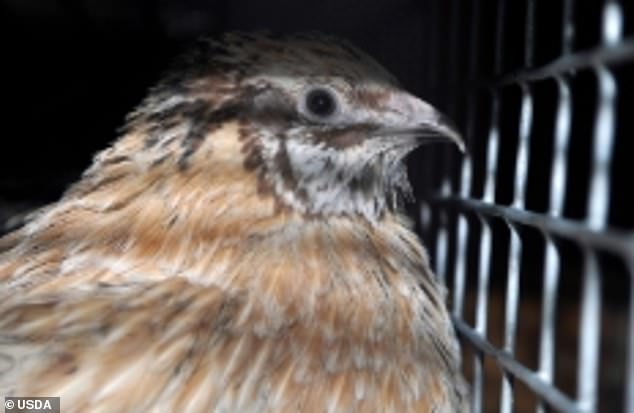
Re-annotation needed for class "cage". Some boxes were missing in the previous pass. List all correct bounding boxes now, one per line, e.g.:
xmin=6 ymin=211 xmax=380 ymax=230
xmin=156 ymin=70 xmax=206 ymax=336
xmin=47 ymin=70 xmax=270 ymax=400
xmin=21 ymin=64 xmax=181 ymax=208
xmin=416 ymin=1 xmax=634 ymax=412
xmin=1 ymin=0 xmax=633 ymax=412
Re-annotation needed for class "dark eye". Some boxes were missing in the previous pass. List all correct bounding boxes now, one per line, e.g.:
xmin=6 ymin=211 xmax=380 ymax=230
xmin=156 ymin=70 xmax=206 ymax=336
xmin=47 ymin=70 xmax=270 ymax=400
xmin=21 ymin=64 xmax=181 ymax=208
xmin=305 ymin=88 xmax=337 ymax=118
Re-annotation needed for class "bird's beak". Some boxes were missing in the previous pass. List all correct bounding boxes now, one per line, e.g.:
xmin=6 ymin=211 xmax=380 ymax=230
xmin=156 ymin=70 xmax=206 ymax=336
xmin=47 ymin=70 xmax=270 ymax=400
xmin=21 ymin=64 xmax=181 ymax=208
xmin=373 ymin=94 xmax=465 ymax=153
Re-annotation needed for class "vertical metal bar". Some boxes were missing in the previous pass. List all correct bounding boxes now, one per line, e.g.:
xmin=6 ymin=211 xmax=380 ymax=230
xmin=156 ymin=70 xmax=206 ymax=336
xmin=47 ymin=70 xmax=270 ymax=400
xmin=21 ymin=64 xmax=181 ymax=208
xmin=483 ymin=95 xmax=500 ymax=205
xmin=536 ymin=76 xmax=572 ymax=413
xmin=435 ymin=212 xmax=449 ymax=286
xmin=453 ymin=145 xmax=473 ymax=318
xmin=471 ymin=91 xmax=500 ymax=413
xmin=474 ymin=90 xmax=500 ymax=412
xmin=452 ymin=149 xmax=473 ymax=318
xmin=500 ymin=82 xmax=533 ymax=413
xmin=535 ymin=16 xmax=576 ymax=411
xmin=577 ymin=250 xmax=602 ymax=412
xmin=536 ymin=241 xmax=561 ymax=411
xmin=500 ymin=224 xmax=520 ymax=413
xmin=483 ymin=0 xmax=505 ymax=203
xmin=586 ymin=2 xmax=620 ymax=231
xmin=586 ymin=63 xmax=617 ymax=232
xmin=548 ymin=78 xmax=573 ymax=219
xmin=452 ymin=208 xmax=469 ymax=319
xmin=472 ymin=218 xmax=492 ymax=413
xmin=512 ymin=84 xmax=533 ymax=210
xmin=602 ymin=1 xmax=623 ymax=47
xmin=576 ymin=4 xmax=620 ymax=409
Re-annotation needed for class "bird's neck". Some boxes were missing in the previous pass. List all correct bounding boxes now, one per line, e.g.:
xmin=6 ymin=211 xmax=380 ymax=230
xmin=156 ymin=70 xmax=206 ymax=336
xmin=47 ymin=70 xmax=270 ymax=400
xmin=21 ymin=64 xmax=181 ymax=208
xmin=4 ymin=123 xmax=442 ymax=348
xmin=52 ymin=159 xmax=430 ymax=300
xmin=14 ymin=174 xmax=435 ymax=341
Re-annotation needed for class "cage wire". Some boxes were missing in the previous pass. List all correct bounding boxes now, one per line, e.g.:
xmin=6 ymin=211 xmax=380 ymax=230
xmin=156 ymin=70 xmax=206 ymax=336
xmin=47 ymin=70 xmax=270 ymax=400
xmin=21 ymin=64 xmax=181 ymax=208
xmin=416 ymin=0 xmax=634 ymax=412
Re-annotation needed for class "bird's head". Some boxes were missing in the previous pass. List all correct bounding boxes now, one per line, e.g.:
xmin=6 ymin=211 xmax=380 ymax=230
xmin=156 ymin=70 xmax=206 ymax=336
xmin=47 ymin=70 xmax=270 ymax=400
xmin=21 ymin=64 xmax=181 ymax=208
xmin=117 ymin=33 xmax=463 ymax=222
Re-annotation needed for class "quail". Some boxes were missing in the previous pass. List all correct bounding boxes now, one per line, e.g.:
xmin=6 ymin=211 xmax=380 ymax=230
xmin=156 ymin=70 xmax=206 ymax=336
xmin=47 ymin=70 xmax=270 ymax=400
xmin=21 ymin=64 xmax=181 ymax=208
xmin=0 ymin=33 xmax=468 ymax=412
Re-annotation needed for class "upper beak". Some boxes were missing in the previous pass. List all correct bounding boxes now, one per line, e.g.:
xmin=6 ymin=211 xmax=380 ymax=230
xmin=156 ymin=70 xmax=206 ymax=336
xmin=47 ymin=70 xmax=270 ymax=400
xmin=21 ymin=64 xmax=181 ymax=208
xmin=373 ymin=94 xmax=465 ymax=153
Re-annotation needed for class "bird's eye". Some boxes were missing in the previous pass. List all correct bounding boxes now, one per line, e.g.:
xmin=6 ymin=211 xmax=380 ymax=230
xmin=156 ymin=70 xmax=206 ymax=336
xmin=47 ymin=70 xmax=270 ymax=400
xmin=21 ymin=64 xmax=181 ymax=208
xmin=305 ymin=88 xmax=338 ymax=118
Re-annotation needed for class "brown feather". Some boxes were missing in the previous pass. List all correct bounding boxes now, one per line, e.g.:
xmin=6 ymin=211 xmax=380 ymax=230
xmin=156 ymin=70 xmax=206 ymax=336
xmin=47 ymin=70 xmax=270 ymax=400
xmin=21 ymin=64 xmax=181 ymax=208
xmin=0 ymin=33 xmax=468 ymax=412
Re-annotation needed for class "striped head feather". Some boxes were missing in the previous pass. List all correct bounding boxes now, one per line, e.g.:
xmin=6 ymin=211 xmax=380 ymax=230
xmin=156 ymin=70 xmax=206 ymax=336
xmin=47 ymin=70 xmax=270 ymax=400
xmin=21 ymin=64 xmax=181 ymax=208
xmin=98 ymin=32 xmax=463 ymax=221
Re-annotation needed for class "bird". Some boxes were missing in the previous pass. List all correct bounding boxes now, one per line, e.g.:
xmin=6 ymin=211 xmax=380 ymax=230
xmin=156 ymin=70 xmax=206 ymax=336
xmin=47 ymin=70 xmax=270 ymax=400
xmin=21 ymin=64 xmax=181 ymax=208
xmin=0 ymin=32 xmax=468 ymax=412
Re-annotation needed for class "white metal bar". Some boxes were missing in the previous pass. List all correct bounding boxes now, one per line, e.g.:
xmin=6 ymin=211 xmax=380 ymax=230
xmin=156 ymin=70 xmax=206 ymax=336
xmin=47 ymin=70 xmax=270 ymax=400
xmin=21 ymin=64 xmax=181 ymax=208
xmin=575 ymin=4 xmax=621 ymax=409
xmin=472 ymin=219 xmax=492 ymax=413
xmin=471 ymin=2 xmax=505 ymax=405
xmin=431 ymin=197 xmax=634 ymax=256
xmin=422 ymin=36 xmax=634 ymax=96
xmin=586 ymin=64 xmax=617 ymax=231
xmin=549 ymin=77 xmax=573 ymax=219
xmin=500 ymin=82 xmax=534 ymax=413
xmin=512 ymin=84 xmax=533 ymax=210
xmin=454 ymin=318 xmax=584 ymax=413
xmin=452 ymin=143 xmax=473 ymax=318
xmin=483 ymin=98 xmax=500 ymax=204
xmin=576 ymin=250 xmax=602 ymax=412
xmin=492 ymin=37 xmax=634 ymax=87
xmin=452 ymin=213 xmax=468 ymax=318
xmin=602 ymin=1 xmax=623 ymax=46
xmin=451 ymin=140 xmax=473 ymax=317
xmin=537 ymin=241 xmax=561 ymax=380
xmin=500 ymin=226 xmax=520 ymax=413
xmin=470 ymin=88 xmax=501 ymax=413
xmin=536 ymin=76 xmax=572 ymax=413
xmin=435 ymin=212 xmax=449 ymax=286
xmin=586 ymin=0 xmax=620 ymax=230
